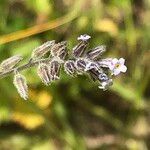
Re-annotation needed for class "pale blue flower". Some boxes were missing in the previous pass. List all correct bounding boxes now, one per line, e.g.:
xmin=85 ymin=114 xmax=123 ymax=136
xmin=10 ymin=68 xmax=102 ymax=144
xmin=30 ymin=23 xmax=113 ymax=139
xmin=77 ymin=34 xmax=91 ymax=41
xmin=109 ymin=58 xmax=127 ymax=76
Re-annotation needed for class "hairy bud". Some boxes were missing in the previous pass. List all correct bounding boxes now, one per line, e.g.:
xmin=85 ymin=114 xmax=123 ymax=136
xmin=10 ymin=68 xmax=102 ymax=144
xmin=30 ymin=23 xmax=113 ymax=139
xmin=0 ymin=55 xmax=23 ymax=72
xmin=50 ymin=41 xmax=67 ymax=59
xmin=49 ymin=60 xmax=61 ymax=81
xmin=86 ymin=45 xmax=106 ymax=60
xmin=64 ymin=60 xmax=76 ymax=76
xmin=97 ymin=58 xmax=113 ymax=68
xmin=58 ymin=48 xmax=68 ymax=60
xmin=88 ymin=68 xmax=100 ymax=81
xmin=13 ymin=71 xmax=28 ymax=100
xmin=98 ymin=73 xmax=109 ymax=82
xmin=72 ymin=41 xmax=88 ymax=58
xmin=37 ymin=63 xmax=51 ymax=85
xmin=75 ymin=58 xmax=88 ymax=72
xmin=85 ymin=61 xmax=101 ymax=72
xmin=31 ymin=40 xmax=55 ymax=59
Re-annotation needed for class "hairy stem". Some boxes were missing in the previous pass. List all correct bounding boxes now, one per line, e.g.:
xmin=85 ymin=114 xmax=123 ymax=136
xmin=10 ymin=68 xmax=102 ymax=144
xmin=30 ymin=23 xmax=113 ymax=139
xmin=0 ymin=58 xmax=51 ymax=79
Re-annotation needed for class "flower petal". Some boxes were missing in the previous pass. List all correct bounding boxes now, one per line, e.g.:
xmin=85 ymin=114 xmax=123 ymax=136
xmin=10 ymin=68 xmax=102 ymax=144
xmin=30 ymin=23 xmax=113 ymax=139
xmin=108 ymin=63 xmax=114 ymax=70
xmin=77 ymin=34 xmax=91 ymax=41
xmin=113 ymin=69 xmax=120 ymax=75
xmin=120 ymin=65 xmax=127 ymax=73
xmin=119 ymin=58 xmax=125 ymax=65
xmin=112 ymin=58 xmax=118 ymax=65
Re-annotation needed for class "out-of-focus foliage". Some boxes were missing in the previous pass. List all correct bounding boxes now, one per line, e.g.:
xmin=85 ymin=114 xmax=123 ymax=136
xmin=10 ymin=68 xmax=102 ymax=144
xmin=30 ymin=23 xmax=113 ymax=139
xmin=0 ymin=0 xmax=149 ymax=149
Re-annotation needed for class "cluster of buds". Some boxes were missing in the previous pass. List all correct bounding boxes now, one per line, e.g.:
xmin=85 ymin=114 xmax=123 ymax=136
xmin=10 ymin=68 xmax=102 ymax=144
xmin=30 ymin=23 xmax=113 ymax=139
xmin=64 ymin=34 xmax=127 ymax=90
xmin=0 ymin=34 xmax=127 ymax=100
xmin=37 ymin=41 xmax=67 ymax=85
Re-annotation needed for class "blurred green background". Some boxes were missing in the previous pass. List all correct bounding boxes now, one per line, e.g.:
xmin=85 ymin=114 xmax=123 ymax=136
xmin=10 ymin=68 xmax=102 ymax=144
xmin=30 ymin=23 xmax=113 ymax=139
xmin=0 ymin=0 xmax=149 ymax=149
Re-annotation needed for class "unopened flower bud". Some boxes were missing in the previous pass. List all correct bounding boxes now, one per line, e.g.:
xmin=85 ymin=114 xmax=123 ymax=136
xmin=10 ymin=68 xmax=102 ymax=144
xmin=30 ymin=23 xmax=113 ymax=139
xmin=49 ymin=60 xmax=61 ymax=81
xmin=86 ymin=45 xmax=106 ymax=60
xmin=88 ymin=68 xmax=100 ymax=81
xmin=75 ymin=58 xmax=89 ymax=72
xmin=31 ymin=40 xmax=55 ymax=59
xmin=13 ymin=71 xmax=28 ymax=100
xmin=85 ymin=61 xmax=100 ymax=71
xmin=57 ymin=48 xmax=68 ymax=60
xmin=97 ymin=58 xmax=113 ymax=68
xmin=98 ymin=73 xmax=109 ymax=82
xmin=72 ymin=41 xmax=88 ymax=58
xmin=64 ymin=60 xmax=76 ymax=76
xmin=50 ymin=41 xmax=67 ymax=59
xmin=37 ymin=63 xmax=51 ymax=85
xmin=0 ymin=55 xmax=23 ymax=72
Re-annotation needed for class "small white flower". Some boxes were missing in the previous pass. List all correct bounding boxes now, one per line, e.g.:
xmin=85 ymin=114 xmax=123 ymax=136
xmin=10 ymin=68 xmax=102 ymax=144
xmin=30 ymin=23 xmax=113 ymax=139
xmin=77 ymin=34 xmax=91 ymax=41
xmin=108 ymin=58 xmax=127 ymax=76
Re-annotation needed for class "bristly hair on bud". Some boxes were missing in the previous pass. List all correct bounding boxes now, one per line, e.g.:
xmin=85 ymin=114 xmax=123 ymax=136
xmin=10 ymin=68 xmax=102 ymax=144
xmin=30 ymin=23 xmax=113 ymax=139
xmin=13 ymin=70 xmax=28 ymax=100
xmin=97 ymin=58 xmax=113 ymax=68
xmin=75 ymin=58 xmax=89 ymax=73
xmin=85 ymin=45 xmax=106 ymax=60
xmin=49 ymin=59 xmax=61 ymax=81
xmin=57 ymin=48 xmax=68 ymax=60
xmin=37 ymin=63 xmax=51 ymax=85
xmin=31 ymin=40 xmax=55 ymax=60
xmin=0 ymin=55 xmax=23 ymax=72
xmin=64 ymin=60 xmax=77 ymax=76
xmin=88 ymin=68 xmax=100 ymax=82
xmin=85 ymin=61 xmax=101 ymax=72
xmin=50 ymin=41 xmax=67 ymax=59
xmin=72 ymin=41 xmax=89 ymax=58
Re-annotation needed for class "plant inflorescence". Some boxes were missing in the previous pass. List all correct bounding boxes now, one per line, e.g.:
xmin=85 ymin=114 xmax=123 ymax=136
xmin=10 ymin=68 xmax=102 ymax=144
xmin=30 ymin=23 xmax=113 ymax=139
xmin=0 ymin=34 xmax=127 ymax=100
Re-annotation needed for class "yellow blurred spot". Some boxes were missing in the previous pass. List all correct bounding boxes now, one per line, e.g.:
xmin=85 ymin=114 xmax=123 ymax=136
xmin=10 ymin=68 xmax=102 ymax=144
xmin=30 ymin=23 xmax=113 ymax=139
xmin=126 ymin=139 xmax=146 ymax=150
xmin=11 ymin=90 xmax=52 ymax=130
xmin=12 ymin=112 xmax=44 ymax=130
xmin=29 ymin=90 xmax=53 ymax=109
xmin=37 ymin=91 xmax=53 ymax=109
xmin=132 ymin=117 xmax=149 ymax=137
xmin=94 ymin=18 xmax=118 ymax=36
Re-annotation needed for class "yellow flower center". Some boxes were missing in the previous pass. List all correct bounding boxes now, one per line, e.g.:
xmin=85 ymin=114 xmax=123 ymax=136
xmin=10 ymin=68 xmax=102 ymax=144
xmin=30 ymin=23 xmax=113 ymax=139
xmin=115 ymin=63 xmax=120 ymax=68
